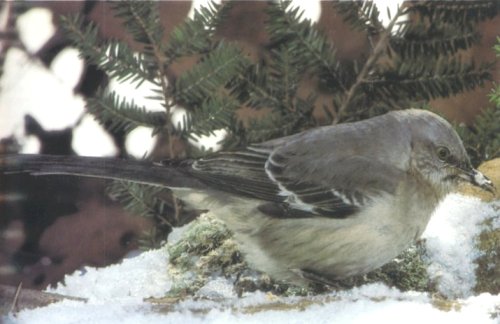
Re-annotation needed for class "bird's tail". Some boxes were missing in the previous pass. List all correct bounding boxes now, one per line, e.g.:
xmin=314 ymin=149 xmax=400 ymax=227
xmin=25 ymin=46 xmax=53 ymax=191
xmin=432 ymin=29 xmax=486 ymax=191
xmin=0 ymin=154 xmax=206 ymax=189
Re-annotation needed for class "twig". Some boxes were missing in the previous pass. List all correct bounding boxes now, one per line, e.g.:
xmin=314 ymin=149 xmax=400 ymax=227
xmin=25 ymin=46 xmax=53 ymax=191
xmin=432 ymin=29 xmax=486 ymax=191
xmin=10 ymin=282 xmax=22 ymax=314
xmin=0 ymin=2 xmax=18 ymax=56
xmin=1 ymin=283 xmax=87 ymax=315
xmin=333 ymin=5 xmax=406 ymax=124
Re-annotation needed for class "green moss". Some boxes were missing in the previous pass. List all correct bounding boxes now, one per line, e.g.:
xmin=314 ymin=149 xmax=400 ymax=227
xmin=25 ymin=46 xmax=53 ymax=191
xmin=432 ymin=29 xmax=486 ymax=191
xmin=490 ymin=304 xmax=500 ymax=319
xmin=430 ymin=296 xmax=463 ymax=312
xmin=167 ymin=214 xmax=232 ymax=264
xmin=474 ymin=211 xmax=500 ymax=294
xmin=234 ymin=274 xmax=320 ymax=297
xmin=473 ymin=200 xmax=500 ymax=295
xmin=165 ymin=214 xmax=246 ymax=297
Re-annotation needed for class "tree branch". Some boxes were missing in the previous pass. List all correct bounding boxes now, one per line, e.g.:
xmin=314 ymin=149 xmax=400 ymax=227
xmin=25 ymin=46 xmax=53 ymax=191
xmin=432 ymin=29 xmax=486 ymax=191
xmin=333 ymin=5 xmax=407 ymax=124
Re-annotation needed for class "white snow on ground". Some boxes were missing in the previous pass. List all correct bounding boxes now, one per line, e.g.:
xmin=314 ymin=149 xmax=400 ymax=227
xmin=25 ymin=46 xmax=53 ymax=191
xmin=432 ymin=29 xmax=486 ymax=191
xmin=3 ymin=194 xmax=499 ymax=324
xmin=46 ymin=246 xmax=172 ymax=301
xmin=423 ymin=195 xmax=499 ymax=298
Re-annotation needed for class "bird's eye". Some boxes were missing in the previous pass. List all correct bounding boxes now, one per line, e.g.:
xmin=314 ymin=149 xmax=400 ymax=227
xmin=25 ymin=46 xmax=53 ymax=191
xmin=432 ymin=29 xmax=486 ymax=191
xmin=437 ymin=146 xmax=451 ymax=162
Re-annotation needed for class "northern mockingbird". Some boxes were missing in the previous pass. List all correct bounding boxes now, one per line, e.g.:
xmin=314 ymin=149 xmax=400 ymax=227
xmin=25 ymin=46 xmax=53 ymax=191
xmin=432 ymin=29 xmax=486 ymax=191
xmin=0 ymin=109 xmax=494 ymax=285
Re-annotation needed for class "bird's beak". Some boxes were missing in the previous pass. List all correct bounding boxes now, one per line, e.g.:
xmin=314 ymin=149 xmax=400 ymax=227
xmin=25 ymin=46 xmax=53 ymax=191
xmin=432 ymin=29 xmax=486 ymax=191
xmin=457 ymin=167 xmax=495 ymax=194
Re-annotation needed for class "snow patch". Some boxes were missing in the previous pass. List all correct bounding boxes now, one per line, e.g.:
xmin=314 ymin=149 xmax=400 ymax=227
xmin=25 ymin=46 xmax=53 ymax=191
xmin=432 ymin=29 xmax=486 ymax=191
xmin=125 ymin=126 xmax=157 ymax=158
xmin=73 ymin=115 xmax=118 ymax=157
xmin=47 ymin=245 xmax=171 ymax=301
xmin=423 ymin=194 xmax=498 ymax=298
xmin=16 ymin=7 xmax=56 ymax=53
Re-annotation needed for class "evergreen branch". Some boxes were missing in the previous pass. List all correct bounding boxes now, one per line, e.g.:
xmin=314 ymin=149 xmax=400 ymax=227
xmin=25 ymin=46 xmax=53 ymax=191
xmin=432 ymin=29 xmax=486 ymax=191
xmin=364 ymin=61 xmax=492 ymax=102
xmin=112 ymin=1 xmax=167 ymax=72
xmin=333 ymin=1 xmax=384 ymax=35
xmin=104 ymin=42 xmax=159 ymax=85
xmin=107 ymin=181 xmax=175 ymax=227
xmin=111 ymin=2 xmax=170 ymax=107
xmin=333 ymin=5 xmax=407 ymax=124
xmin=268 ymin=47 xmax=300 ymax=111
xmin=172 ymin=44 xmax=250 ymax=106
xmin=456 ymin=104 xmax=500 ymax=166
xmin=238 ymin=47 xmax=302 ymax=112
xmin=267 ymin=1 xmax=343 ymax=91
xmin=234 ymin=48 xmax=310 ymax=114
xmin=87 ymin=89 xmax=167 ymax=134
xmin=343 ymin=97 xmax=401 ymax=123
xmin=490 ymin=83 xmax=500 ymax=104
xmin=472 ymin=106 xmax=500 ymax=160
xmin=234 ymin=65 xmax=283 ymax=109
xmin=113 ymin=1 xmax=182 ymax=159
xmin=165 ymin=1 xmax=228 ymax=62
xmin=112 ymin=1 xmax=163 ymax=50
xmin=228 ymin=94 xmax=315 ymax=145
xmin=177 ymin=96 xmax=238 ymax=138
xmin=409 ymin=1 xmax=499 ymax=27
xmin=391 ymin=30 xmax=479 ymax=59
xmin=60 ymin=14 xmax=157 ymax=85
xmin=244 ymin=111 xmax=306 ymax=143
xmin=495 ymin=36 xmax=500 ymax=56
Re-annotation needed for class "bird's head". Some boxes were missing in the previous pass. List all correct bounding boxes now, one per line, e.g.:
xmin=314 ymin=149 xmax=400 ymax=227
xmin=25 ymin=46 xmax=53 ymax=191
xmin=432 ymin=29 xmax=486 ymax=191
xmin=404 ymin=110 xmax=495 ymax=195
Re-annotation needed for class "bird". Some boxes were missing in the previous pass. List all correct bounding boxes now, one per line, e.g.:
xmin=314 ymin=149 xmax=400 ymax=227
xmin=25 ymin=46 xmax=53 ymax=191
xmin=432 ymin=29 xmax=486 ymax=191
xmin=0 ymin=109 xmax=495 ymax=285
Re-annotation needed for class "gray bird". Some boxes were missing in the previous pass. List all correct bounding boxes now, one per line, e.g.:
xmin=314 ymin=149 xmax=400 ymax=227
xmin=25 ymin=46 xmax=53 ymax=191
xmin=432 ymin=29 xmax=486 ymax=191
xmin=0 ymin=109 xmax=495 ymax=285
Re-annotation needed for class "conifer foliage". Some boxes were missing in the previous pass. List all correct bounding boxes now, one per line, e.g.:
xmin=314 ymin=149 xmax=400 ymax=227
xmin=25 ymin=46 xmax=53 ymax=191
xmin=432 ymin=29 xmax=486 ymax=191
xmin=60 ymin=1 xmax=498 ymax=241
xmin=456 ymin=37 xmax=500 ymax=166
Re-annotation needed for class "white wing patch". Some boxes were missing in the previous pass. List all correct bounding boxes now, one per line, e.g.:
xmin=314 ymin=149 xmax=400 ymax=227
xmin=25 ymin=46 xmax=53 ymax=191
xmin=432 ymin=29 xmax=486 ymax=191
xmin=331 ymin=189 xmax=363 ymax=207
xmin=264 ymin=156 xmax=316 ymax=212
xmin=265 ymin=152 xmax=367 ymax=216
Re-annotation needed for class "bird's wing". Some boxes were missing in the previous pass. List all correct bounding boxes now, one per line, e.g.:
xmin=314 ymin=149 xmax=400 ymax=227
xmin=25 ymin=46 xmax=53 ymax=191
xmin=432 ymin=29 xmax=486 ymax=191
xmin=264 ymin=147 xmax=404 ymax=218
xmin=189 ymin=149 xmax=282 ymax=202
xmin=189 ymin=140 xmax=405 ymax=219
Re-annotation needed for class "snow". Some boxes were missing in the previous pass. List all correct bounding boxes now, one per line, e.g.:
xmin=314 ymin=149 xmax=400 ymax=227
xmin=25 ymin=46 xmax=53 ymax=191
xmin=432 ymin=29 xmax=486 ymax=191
xmin=45 ymin=247 xmax=171 ymax=302
xmin=189 ymin=129 xmax=228 ymax=152
xmin=423 ymin=194 xmax=499 ymax=298
xmin=16 ymin=8 xmax=56 ymax=54
xmin=50 ymin=48 xmax=85 ymax=90
xmin=290 ymin=0 xmax=322 ymax=23
xmin=3 ymin=194 xmax=500 ymax=324
xmin=188 ymin=0 xmax=224 ymax=20
xmin=124 ymin=126 xmax=157 ymax=158
xmin=0 ymin=48 xmax=86 ymax=141
xmin=72 ymin=115 xmax=118 ymax=157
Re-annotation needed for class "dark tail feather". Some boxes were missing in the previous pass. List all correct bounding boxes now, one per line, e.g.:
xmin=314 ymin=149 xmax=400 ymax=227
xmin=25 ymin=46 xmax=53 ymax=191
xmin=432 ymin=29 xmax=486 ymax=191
xmin=0 ymin=154 xmax=206 ymax=189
